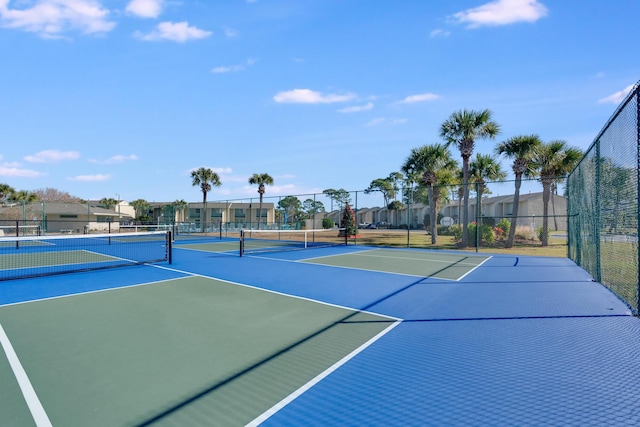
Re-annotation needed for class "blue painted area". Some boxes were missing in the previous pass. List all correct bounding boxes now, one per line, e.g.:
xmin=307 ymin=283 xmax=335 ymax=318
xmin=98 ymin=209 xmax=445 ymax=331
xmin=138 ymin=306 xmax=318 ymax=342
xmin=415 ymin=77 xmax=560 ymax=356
xmin=0 ymin=263 xmax=187 ymax=306
xmin=263 ymin=317 xmax=640 ymax=426
xmin=3 ymin=244 xmax=640 ymax=426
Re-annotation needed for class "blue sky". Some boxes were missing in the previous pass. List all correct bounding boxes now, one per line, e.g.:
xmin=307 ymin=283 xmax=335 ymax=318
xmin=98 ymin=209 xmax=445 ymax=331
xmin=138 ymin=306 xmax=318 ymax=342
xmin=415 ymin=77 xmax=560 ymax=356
xmin=0 ymin=0 xmax=638 ymax=205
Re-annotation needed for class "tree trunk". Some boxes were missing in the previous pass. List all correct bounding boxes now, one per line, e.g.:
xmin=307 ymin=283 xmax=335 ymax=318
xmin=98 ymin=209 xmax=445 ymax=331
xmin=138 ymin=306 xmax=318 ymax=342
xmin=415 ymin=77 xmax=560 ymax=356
xmin=541 ymin=180 xmax=551 ymax=246
xmin=428 ymin=185 xmax=436 ymax=244
xmin=551 ymin=183 xmax=559 ymax=231
xmin=506 ymin=174 xmax=522 ymax=248
xmin=461 ymin=156 xmax=470 ymax=247
xmin=201 ymin=192 xmax=207 ymax=233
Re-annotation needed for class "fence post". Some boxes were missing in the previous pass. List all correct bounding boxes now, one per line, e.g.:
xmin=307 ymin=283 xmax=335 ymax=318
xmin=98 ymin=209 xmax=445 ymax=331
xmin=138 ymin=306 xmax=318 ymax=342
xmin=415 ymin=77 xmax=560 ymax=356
xmin=594 ymin=139 xmax=602 ymax=283
xmin=636 ymin=88 xmax=640 ymax=312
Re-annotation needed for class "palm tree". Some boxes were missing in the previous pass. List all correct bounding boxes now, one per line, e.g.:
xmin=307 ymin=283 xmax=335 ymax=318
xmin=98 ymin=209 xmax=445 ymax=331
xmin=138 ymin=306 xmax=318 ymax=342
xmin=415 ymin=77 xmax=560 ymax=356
xmin=173 ymin=199 xmax=189 ymax=223
xmin=9 ymin=190 xmax=38 ymax=203
xmin=440 ymin=109 xmax=501 ymax=247
xmin=402 ymin=143 xmax=458 ymax=244
xmin=469 ymin=153 xmax=507 ymax=245
xmin=0 ymin=183 xmax=15 ymax=204
xmin=495 ymin=134 xmax=542 ymax=248
xmin=130 ymin=199 xmax=151 ymax=221
xmin=530 ymin=140 xmax=582 ymax=246
xmin=191 ymin=167 xmax=221 ymax=233
xmin=99 ymin=197 xmax=118 ymax=210
xmin=248 ymin=173 xmax=274 ymax=229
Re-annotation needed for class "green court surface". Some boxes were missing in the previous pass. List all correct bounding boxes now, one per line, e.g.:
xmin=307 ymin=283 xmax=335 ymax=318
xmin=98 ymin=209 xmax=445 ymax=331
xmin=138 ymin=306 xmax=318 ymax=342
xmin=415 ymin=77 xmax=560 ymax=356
xmin=303 ymin=248 xmax=490 ymax=280
xmin=1 ymin=250 xmax=118 ymax=269
xmin=0 ymin=276 xmax=395 ymax=426
xmin=178 ymin=241 xmax=239 ymax=253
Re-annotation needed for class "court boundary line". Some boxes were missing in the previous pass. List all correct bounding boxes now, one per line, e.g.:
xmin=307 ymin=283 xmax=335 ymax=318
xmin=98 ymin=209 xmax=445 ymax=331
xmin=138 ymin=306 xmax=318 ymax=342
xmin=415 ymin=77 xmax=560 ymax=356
xmin=246 ymin=319 xmax=402 ymax=426
xmin=249 ymin=249 xmax=492 ymax=282
xmin=0 ymin=276 xmax=185 ymax=308
xmin=0 ymin=323 xmax=52 ymax=427
xmin=151 ymin=264 xmax=402 ymax=321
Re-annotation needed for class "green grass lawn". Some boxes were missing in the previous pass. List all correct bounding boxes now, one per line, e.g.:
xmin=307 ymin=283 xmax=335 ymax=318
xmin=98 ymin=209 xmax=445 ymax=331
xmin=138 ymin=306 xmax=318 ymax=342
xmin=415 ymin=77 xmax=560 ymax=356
xmin=353 ymin=230 xmax=568 ymax=258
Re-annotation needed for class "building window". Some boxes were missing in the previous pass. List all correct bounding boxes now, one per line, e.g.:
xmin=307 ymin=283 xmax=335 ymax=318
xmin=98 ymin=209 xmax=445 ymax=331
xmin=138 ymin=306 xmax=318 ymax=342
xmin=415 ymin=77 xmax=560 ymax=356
xmin=504 ymin=203 xmax=513 ymax=216
xmin=234 ymin=208 xmax=246 ymax=218
xmin=210 ymin=208 xmax=222 ymax=218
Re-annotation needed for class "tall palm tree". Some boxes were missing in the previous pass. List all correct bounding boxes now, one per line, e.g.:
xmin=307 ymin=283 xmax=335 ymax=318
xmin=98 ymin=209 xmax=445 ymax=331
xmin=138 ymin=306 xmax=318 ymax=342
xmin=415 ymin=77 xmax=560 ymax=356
xmin=248 ymin=173 xmax=274 ymax=229
xmin=402 ymin=143 xmax=458 ymax=244
xmin=173 ymin=199 xmax=189 ymax=223
xmin=9 ymin=190 xmax=38 ymax=203
xmin=130 ymin=199 xmax=151 ymax=221
xmin=191 ymin=167 xmax=221 ymax=233
xmin=0 ymin=183 xmax=15 ymax=204
xmin=469 ymin=154 xmax=507 ymax=245
xmin=440 ymin=109 xmax=501 ymax=247
xmin=530 ymin=140 xmax=582 ymax=246
xmin=495 ymin=134 xmax=542 ymax=247
xmin=99 ymin=197 xmax=118 ymax=210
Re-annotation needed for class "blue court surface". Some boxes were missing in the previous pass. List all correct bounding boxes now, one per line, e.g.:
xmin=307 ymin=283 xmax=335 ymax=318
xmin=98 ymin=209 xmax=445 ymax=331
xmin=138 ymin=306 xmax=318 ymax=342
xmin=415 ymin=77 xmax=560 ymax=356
xmin=1 ymin=240 xmax=640 ymax=426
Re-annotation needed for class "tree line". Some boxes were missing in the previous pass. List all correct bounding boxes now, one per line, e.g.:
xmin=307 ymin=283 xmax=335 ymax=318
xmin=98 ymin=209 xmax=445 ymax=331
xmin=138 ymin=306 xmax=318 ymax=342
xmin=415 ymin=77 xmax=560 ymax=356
xmin=366 ymin=109 xmax=582 ymax=248
xmin=1 ymin=108 xmax=584 ymax=247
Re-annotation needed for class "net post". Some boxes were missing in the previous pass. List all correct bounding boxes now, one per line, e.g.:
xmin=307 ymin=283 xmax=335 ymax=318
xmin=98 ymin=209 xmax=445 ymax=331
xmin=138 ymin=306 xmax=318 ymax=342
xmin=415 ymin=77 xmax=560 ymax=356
xmin=239 ymin=229 xmax=245 ymax=257
xmin=167 ymin=231 xmax=173 ymax=264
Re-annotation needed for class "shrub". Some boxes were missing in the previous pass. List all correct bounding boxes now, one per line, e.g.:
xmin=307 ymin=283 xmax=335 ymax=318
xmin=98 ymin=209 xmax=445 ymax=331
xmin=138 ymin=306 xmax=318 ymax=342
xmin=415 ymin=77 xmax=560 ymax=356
xmin=322 ymin=218 xmax=334 ymax=229
xmin=468 ymin=222 xmax=495 ymax=246
xmin=450 ymin=224 xmax=463 ymax=241
xmin=496 ymin=218 xmax=511 ymax=239
xmin=514 ymin=226 xmax=537 ymax=241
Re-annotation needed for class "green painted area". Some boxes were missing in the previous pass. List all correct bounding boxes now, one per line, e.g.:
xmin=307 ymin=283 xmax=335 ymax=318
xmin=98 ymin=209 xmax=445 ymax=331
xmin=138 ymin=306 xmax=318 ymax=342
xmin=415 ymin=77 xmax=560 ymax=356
xmin=178 ymin=241 xmax=239 ymax=253
xmin=304 ymin=249 xmax=489 ymax=280
xmin=0 ymin=250 xmax=117 ymax=269
xmin=0 ymin=277 xmax=393 ymax=427
xmin=0 ymin=338 xmax=36 ymax=427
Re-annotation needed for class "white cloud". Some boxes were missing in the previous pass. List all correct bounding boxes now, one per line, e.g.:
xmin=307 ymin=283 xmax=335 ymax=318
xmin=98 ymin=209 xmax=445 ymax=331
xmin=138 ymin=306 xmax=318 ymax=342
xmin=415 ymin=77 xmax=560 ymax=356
xmin=223 ymin=26 xmax=238 ymax=38
xmin=0 ymin=0 xmax=116 ymax=38
xmin=365 ymin=117 xmax=408 ymax=127
xmin=337 ymin=102 xmax=374 ymax=113
xmin=598 ymin=84 xmax=635 ymax=104
xmin=273 ymin=89 xmax=356 ymax=104
xmin=212 ymin=58 xmax=256 ymax=74
xmin=430 ymin=29 xmax=451 ymax=38
xmin=0 ymin=162 xmax=44 ymax=177
xmin=135 ymin=21 xmax=212 ymax=42
xmin=24 ymin=149 xmax=80 ymax=163
xmin=68 ymin=174 xmax=110 ymax=181
xmin=397 ymin=93 xmax=440 ymax=104
xmin=452 ymin=0 xmax=548 ymax=28
xmin=126 ymin=0 xmax=163 ymax=19
xmin=89 ymin=154 xmax=138 ymax=164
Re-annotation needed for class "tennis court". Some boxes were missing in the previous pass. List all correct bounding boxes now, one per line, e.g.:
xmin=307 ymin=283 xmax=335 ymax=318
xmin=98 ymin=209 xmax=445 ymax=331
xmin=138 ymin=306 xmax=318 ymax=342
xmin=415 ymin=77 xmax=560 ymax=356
xmin=1 ymin=233 xmax=640 ymax=426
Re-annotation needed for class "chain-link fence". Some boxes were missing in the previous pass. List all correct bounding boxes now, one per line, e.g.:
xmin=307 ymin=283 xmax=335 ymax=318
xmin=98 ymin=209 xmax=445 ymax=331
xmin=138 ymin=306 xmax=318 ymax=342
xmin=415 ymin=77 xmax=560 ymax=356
xmin=0 ymin=177 xmax=568 ymax=253
xmin=568 ymin=81 xmax=639 ymax=313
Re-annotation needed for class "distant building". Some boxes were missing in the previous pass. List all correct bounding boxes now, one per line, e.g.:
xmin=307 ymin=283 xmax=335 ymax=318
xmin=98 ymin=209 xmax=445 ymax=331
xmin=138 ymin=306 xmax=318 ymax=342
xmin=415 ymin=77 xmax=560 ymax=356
xmin=323 ymin=192 xmax=567 ymax=230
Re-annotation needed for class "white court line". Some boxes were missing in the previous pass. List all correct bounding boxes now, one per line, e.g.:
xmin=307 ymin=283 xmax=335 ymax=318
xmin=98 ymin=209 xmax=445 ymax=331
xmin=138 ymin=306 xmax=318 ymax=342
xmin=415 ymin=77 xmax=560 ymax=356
xmin=456 ymin=255 xmax=493 ymax=281
xmin=151 ymin=264 xmax=402 ymax=321
xmin=0 ymin=323 xmax=53 ymax=427
xmin=348 ymin=251 xmax=488 ymax=266
xmin=246 ymin=319 xmax=402 ymax=427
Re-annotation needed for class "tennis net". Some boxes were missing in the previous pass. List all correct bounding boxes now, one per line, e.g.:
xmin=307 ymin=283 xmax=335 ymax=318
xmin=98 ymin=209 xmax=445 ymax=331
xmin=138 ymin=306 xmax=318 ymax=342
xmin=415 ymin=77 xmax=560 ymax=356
xmin=0 ymin=224 xmax=41 ymax=237
xmin=240 ymin=228 xmax=347 ymax=256
xmin=0 ymin=230 xmax=172 ymax=281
